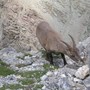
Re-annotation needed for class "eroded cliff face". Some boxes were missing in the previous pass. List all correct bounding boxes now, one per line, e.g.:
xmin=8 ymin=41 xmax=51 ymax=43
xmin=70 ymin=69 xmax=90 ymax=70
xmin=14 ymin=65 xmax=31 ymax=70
xmin=0 ymin=0 xmax=90 ymax=51
xmin=0 ymin=0 xmax=42 ymax=51
xmin=18 ymin=0 xmax=90 ymax=41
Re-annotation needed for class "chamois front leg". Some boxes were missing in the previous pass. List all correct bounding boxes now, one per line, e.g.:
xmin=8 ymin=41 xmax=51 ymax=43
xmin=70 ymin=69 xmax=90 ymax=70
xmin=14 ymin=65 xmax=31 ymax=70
xmin=46 ymin=51 xmax=53 ymax=65
xmin=61 ymin=53 xmax=67 ymax=65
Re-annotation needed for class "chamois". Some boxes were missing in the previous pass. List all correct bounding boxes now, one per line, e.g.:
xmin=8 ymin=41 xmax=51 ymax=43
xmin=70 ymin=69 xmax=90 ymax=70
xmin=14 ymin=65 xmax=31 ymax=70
xmin=36 ymin=21 xmax=84 ymax=65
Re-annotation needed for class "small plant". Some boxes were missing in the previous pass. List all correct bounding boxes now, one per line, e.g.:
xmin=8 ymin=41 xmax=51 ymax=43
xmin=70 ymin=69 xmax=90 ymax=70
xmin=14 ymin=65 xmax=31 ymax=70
xmin=21 ymin=78 xmax=35 ymax=85
xmin=0 ymin=60 xmax=15 ymax=76
xmin=34 ymin=84 xmax=43 ymax=90
xmin=19 ymin=71 xmax=45 ymax=79
xmin=43 ymin=64 xmax=58 ymax=71
xmin=0 ymin=66 xmax=16 ymax=76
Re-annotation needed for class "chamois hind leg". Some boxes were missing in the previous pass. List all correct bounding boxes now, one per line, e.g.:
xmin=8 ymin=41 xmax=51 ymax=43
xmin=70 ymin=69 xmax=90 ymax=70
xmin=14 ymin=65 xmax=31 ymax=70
xmin=46 ymin=52 xmax=53 ymax=65
xmin=61 ymin=53 xmax=67 ymax=65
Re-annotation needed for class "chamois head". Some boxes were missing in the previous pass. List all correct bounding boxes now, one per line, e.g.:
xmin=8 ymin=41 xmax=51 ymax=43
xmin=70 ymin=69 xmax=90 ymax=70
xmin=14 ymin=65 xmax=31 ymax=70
xmin=62 ymin=34 xmax=84 ymax=64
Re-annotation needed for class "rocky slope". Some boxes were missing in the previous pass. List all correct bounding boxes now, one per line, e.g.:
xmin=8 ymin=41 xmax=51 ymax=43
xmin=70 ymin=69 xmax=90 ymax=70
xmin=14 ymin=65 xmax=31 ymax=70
xmin=0 ymin=0 xmax=43 ymax=51
xmin=0 ymin=37 xmax=90 ymax=90
xmin=0 ymin=0 xmax=90 ymax=51
xmin=0 ymin=0 xmax=90 ymax=90
xmin=16 ymin=0 xmax=90 ymax=42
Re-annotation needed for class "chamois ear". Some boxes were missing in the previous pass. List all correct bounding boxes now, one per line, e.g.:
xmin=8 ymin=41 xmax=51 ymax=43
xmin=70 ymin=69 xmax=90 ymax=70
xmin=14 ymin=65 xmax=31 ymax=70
xmin=68 ymin=34 xmax=76 ymax=49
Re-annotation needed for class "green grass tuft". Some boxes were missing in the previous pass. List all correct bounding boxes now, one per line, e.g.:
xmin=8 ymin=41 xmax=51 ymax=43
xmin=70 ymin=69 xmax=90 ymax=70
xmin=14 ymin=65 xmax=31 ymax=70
xmin=0 ymin=66 xmax=15 ymax=76
xmin=0 ymin=60 xmax=10 ymax=67
xmin=0 ymin=60 xmax=15 ymax=76
xmin=43 ymin=64 xmax=58 ymax=71
xmin=21 ymin=78 xmax=35 ymax=85
xmin=19 ymin=71 xmax=45 ymax=79
xmin=34 ymin=84 xmax=43 ymax=90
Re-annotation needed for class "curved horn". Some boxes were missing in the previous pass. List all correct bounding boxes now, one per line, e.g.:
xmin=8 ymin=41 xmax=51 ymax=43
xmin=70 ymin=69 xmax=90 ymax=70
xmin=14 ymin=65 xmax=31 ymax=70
xmin=68 ymin=34 xmax=76 ymax=48
xmin=61 ymin=40 xmax=72 ymax=50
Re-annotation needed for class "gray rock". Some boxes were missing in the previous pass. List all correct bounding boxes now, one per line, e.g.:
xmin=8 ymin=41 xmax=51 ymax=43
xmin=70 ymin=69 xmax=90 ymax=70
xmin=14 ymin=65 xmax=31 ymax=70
xmin=0 ymin=47 xmax=16 ymax=55
xmin=41 ymin=75 xmax=48 ymax=81
xmin=83 ymin=76 xmax=90 ymax=87
xmin=42 ymin=85 xmax=46 ymax=90
xmin=3 ymin=75 xmax=19 ymax=85
xmin=0 ymin=81 xmax=3 ymax=88
xmin=73 ymin=83 xmax=87 ymax=90
xmin=53 ymin=58 xmax=65 ymax=68
xmin=60 ymin=66 xmax=77 ymax=76
xmin=41 ymin=68 xmax=74 ymax=90
xmin=0 ymin=74 xmax=21 ymax=88
xmin=77 ymin=37 xmax=90 ymax=66
xmin=0 ymin=35 xmax=90 ymax=90
xmin=75 ymin=65 xmax=90 ymax=79
xmin=73 ymin=78 xmax=83 ymax=84
xmin=19 ymin=65 xmax=44 ymax=72
xmin=46 ymin=71 xmax=53 ymax=77
xmin=58 ymin=77 xmax=73 ymax=90
xmin=87 ymin=87 xmax=90 ymax=90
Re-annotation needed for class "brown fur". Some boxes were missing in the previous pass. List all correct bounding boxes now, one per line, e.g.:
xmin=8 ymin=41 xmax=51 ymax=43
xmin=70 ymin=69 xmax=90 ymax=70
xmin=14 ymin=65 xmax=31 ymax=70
xmin=36 ymin=21 xmax=84 ymax=65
